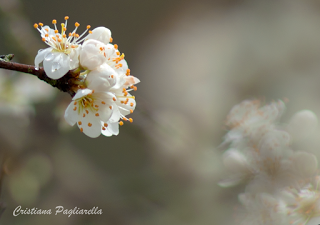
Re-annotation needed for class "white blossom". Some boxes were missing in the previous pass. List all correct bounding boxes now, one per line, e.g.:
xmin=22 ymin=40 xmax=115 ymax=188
xmin=34 ymin=17 xmax=91 ymax=79
xmin=64 ymin=88 xmax=115 ymax=138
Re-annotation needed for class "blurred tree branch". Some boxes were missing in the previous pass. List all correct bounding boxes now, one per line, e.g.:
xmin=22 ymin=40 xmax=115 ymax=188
xmin=0 ymin=54 xmax=76 ymax=97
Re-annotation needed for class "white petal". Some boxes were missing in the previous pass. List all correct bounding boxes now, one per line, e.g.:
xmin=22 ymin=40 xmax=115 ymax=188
xmin=114 ymin=58 xmax=128 ymax=76
xmin=80 ymin=39 xmax=106 ymax=70
xmin=34 ymin=47 xmax=52 ymax=69
xmin=109 ymin=103 xmax=121 ymax=123
xmin=43 ymin=52 xmax=70 ymax=79
xmin=64 ymin=101 xmax=78 ymax=126
xmin=107 ymin=122 xmax=119 ymax=136
xmin=72 ymin=89 xmax=93 ymax=100
xmin=116 ymin=96 xmax=136 ymax=116
xmin=222 ymin=148 xmax=249 ymax=173
xmin=98 ymin=103 xmax=113 ymax=122
xmin=86 ymin=64 xmax=117 ymax=91
xmin=218 ymin=176 xmax=244 ymax=187
xmin=85 ymin=27 xmax=111 ymax=44
xmin=69 ymin=47 xmax=80 ymax=70
xmin=78 ymin=111 xmax=101 ymax=138
xmin=292 ymin=152 xmax=318 ymax=176
xmin=288 ymin=110 xmax=318 ymax=140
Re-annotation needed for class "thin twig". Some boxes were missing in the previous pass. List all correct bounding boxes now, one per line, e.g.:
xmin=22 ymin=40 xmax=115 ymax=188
xmin=0 ymin=54 xmax=76 ymax=97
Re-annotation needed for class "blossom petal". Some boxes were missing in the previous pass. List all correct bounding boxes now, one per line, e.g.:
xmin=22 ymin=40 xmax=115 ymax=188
xmin=64 ymin=101 xmax=78 ymax=126
xmin=72 ymin=89 xmax=93 ymax=101
xmin=101 ymin=122 xmax=119 ymax=136
xmin=109 ymin=103 xmax=121 ymax=122
xmin=69 ymin=47 xmax=80 ymax=70
xmin=34 ymin=47 xmax=52 ymax=69
xmin=43 ymin=52 xmax=70 ymax=79
xmin=80 ymin=39 xmax=107 ymax=70
xmin=85 ymin=27 xmax=112 ymax=44
xmin=86 ymin=64 xmax=117 ymax=91
xmin=78 ymin=111 xmax=101 ymax=138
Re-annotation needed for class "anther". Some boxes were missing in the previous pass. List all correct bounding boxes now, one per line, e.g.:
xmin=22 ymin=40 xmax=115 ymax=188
xmin=42 ymin=37 xmax=46 ymax=42
xmin=123 ymin=118 xmax=128 ymax=121
xmin=88 ymin=123 xmax=92 ymax=127
xmin=45 ymin=34 xmax=49 ymax=37
xmin=45 ymin=28 xmax=49 ymax=32
xmin=130 ymin=103 xmax=134 ymax=107
xmin=123 ymin=88 xmax=126 ymax=92
xmin=63 ymin=34 xmax=66 ymax=38
xmin=52 ymin=20 xmax=57 ymax=24
xmin=113 ymin=97 xmax=116 ymax=101
xmin=111 ymin=75 xmax=114 ymax=78
xmin=130 ymin=109 xmax=133 ymax=113
xmin=39 ymin=23 xmax=43 ymax=26
xmin=101 ymin=101 xmax=106 ymax=105
xmin=65 ymin=16 xmax=69 ymax=20
xmin=102 ymin=127 xmax=106 ymax=130
xmin=114 ymin=44 xmax=118 ymax=49
xmin=95 ymin=113 xmax=99 ymax=116
xmin=74 ymin=102 xmax=77 ymax=105
xmin=95 ymin=105 xmax=99 ymax=108
xmin=116 ymin=52 xmax=120 ymax=56
xmin=92 ymin=90 xmax=95 ymax=94
xmin=85 ymin=110 xmax=89 ymax=114
xmin=109 ymin=106 xmax=112 ymax=109
xmin=89 ymin=30 xmax=92 ymax=34
xmin=119 ymin=121 xmax=124 ymax=126
xmin=83 ymin=113 xmax=86 ymax=117
xmin=126 ymin=69 xmax=130 ymax=76
xmin=54 ymin=30 xmax=58 ymax=33
xmin=129 ymin=118 xmax=133 ymax=123
xmin=63 ymin=27 xmax=67 ymax=31
xmin=87 ymin=25 xmax=91 ymax=29
xmin=104 ymin=123 xmax=108 ymax=127
xmin=75 ymin=22 xmax=80 ymax=27
xmin=33 ymin=23 xmax=38 ymax=28
xmin=78 ymin=121 xmax=82 ymax=125
xmin=110 ymin=37 xmax=113 ymax=43
xmin=73 ymin=107 xmax=77 ymax=111
xmin=80 ymin=128 xmax=83 ymax=132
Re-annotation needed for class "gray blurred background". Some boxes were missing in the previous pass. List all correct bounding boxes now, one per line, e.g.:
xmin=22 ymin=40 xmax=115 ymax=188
xmin=1 ymin=0 xmax=320 ymax=224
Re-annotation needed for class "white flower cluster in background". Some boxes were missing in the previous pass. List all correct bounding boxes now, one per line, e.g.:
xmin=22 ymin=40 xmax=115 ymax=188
xmin=219 ymin=99 xmax=320 ymax=225
xmin=33 ymin=17 xmax=139 ymax=138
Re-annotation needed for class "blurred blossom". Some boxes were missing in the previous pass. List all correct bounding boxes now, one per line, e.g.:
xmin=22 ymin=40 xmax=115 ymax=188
xmin=220 ymin=99 xmax=320 ymax=224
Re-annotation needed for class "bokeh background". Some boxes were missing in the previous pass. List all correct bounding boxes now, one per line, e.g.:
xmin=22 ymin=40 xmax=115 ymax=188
xmin=1 ymin=0 xmax=320 ymax=224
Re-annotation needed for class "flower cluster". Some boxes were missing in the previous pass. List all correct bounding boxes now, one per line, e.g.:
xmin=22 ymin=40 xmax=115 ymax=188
xmin=34 ymin=17 xmax=139 ymax=138
xmin=219 ymin=99 xmax=320 ymax=225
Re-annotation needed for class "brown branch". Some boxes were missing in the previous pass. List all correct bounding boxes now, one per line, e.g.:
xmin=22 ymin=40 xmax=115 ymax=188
xmin=0 ymin=54 xmax=76 ymax=97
